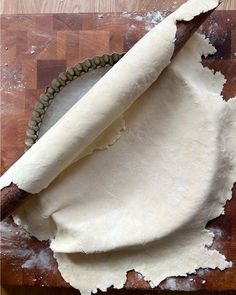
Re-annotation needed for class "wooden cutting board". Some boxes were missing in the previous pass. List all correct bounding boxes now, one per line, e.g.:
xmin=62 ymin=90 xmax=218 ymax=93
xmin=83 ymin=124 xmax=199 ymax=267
xmin=1 ymin=11 xmax=236 ymax=292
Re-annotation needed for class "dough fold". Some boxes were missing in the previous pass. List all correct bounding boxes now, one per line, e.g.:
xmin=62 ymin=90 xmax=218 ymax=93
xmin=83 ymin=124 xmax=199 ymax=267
xmin=13 ymin=34 xmax=236 ymax=294
xmin=0 ymin=0 xmax=221 ymax=194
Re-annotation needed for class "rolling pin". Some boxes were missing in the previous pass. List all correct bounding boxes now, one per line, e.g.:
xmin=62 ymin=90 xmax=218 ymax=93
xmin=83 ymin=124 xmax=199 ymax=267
xmin=0 ymin=7 xmax=218 ymax=221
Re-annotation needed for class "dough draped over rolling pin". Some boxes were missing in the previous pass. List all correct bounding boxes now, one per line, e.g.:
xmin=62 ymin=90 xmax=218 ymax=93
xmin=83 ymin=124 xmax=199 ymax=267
xmin=0 ymin=0 xmax=221 ymax=194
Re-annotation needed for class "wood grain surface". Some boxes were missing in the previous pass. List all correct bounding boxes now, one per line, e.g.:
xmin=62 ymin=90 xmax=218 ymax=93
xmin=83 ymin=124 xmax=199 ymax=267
xmin=0 ymin=7 xmax=236 ymax=295
xmin=0 ymin=0 xmax=235 ymax=14
xmin=3 ymin=286 xmax=236 ymax=295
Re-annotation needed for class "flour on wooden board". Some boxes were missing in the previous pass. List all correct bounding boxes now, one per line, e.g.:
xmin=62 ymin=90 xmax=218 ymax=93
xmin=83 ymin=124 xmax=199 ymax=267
xmin=0 ymin=222 xmax=52 ymax=271
xmin=0 ymin=29 xmax=52 ymax=101
xmin=0 ymin=67 xmax=26 ymax=94
xmin=121 ymin=11 xmax=167 ymax=31
xmin=120 ymin=9 xmax=225 ymax=44
xmin=24 ymin=32 xmax=53 ymax=56
xmin=162 ymin=277 xmax=196 ymax=291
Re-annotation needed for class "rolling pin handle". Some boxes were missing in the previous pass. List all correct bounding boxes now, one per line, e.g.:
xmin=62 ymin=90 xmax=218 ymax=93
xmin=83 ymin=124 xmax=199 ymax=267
xmin=1 ymin=183 xmax=29 ymax=221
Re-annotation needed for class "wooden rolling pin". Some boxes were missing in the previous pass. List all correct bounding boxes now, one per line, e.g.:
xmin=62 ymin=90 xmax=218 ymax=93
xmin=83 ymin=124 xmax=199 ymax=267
xmin=0 ymin=8 xmax=217 ymax=221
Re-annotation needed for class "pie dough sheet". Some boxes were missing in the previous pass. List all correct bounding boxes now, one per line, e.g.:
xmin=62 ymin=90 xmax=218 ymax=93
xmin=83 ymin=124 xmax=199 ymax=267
xmin=0 ymin=0 xmax=221 ymax=194
xmin=14 ymin=32 xmax=236 ymax=252
xmin=2 ymin=0 xmax=236 ymax=293
xmin=13 ymin=33 xmax=236 ymax=295
xmin=54 ymin=229 xmax=231 ymax=295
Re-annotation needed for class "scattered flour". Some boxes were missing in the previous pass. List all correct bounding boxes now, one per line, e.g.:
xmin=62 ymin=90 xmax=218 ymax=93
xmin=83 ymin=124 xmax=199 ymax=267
xmin=134 ymin=15 xmax=143 ymax=21
xmin=162 ymin=277 xmax=196 ymax=291
xmin=196 ymin=268 xmax=209 ymax=277
xmin=121 ymin=11 xmax=167 ymax=32
xmin=21 ymin=248 xmax=52 ymax=270
xmin=208 ymin=226 xmax=226 ymax=251
xmin=24 ymin=32 xmax=52 ymax=56
xmin=1 ymin=67 xmax=26 ymax=94
xmin=1 ymin=31 xmax=53 ymax=98
xmin=199 ymin=21 xmax=227 ymax=46
xmin=0 ymin=221 xmax=52 ymax=271
xmin=25 ymin=45 xmax=37 ymax=55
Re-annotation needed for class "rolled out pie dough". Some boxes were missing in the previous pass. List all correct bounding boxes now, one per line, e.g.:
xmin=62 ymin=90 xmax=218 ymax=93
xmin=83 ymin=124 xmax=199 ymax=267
xmin=0 ymin=0 xmax=221 ymax=194
xmin=13 ymin=33 xmax=236 ymax=293
xmin=1 ymin=0 xmax=236 ymax=294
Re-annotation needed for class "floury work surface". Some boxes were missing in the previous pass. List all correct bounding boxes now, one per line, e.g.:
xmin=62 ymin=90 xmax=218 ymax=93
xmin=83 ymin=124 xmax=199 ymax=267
xmin=1 ymin=9 xmax=236 ymax=291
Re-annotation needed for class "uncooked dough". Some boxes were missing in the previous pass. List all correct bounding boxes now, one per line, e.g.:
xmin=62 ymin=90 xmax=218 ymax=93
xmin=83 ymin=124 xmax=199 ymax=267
xmin=0 ymin=0 xmax=221 ymax=194
xmin=1 ymin=0 xmax=236 ymax=294
xmin=14 ymin=33 xmax=236 ymax=294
